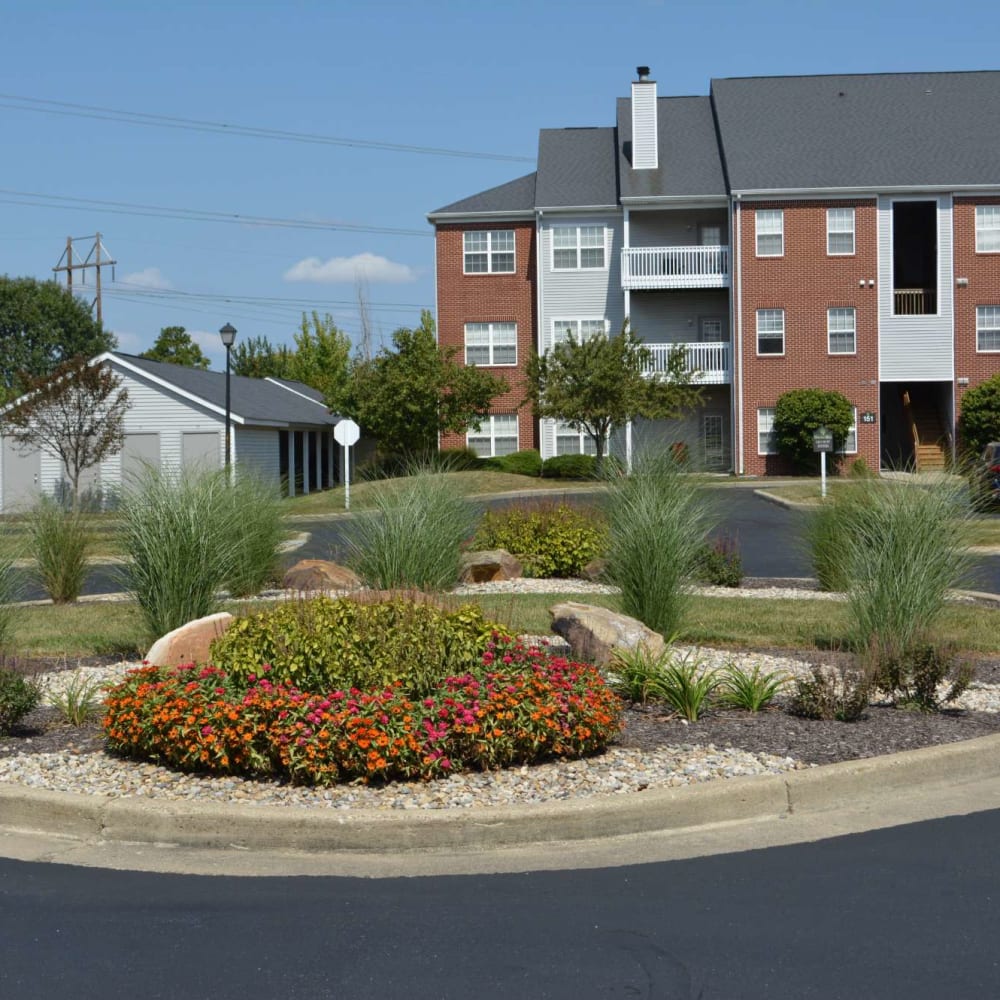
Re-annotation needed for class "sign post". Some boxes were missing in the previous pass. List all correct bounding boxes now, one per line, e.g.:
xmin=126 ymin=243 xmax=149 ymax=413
xmin=333 ymin=419 xmax=361 ymax=511
xmin=812 ymin=426 xmax=834 ymax=499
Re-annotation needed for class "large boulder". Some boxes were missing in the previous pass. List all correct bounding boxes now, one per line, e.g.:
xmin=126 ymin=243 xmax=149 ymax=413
xmin=459 ymin=549 xmax=523 ymax=583
xmin=282 ymin=559 xmax=362 ymax=592
xmin=145 ymin=612 xmax=234 ymax=668
xmin=549 ymin=602 xmax=665 ymax=666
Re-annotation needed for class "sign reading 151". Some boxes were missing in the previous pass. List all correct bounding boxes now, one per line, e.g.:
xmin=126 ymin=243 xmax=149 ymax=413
xmin=860 ymin=411 xmax=876 ymax=424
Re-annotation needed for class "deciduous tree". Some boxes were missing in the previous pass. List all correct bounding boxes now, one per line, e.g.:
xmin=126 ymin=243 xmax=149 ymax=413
xmin=141 ymin=326 xmax=210 ymax=369
xmin=525 ymin=322 xmax=702 ymax=467
xmin=773 ymin=388 xmax=854 ymax=472
xmin=2 ymin=357 xmax=129 ymax=508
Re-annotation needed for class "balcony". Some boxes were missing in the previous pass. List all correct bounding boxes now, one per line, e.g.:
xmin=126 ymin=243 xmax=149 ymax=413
xmin=643 ymin=341 xmax=731 ymax=385
xmin=621 ymin=245 xmax=730 ymax=290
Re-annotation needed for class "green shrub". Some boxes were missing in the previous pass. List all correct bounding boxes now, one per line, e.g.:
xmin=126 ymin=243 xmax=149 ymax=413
xmin=210 ymin=596 xmax=511 ymax=696
xmin=27 ymin=497 xmax=91 ymax=603
xmin=118 ymin=465 xmax=241 ymax=641
xmin=606 ymin=454 xmax=713 ymax=637
xmin=472 ymin=502 xmax=608 ymax=578
xmin=787 ymin=662 xmax=871 ymax=721
xmin=695 ymin=532 xmax=743 ymax=587
xmin=0 ymin=667 xmax=41 ymax=735
xmin=958 ymin=372 xmax=1000 ymax=459
xmin=717 ymin=663 xmax=788 ymax=712
xmin=494 ymin=448 xmax=542 ymax=477
xmin=220 ymin=473 xmax=285 ymax=598
xmin=345 ymin=469 xmax=476 ymax=590
xmin=868 ymin=641 xmax=975 ymax=712
xmin=434 ymin=447 xmax=484 ymax=472
xmin=773 ymin=388 xmax=855 ymax=473
xmin=541 ymin=454 xmax=597 ymax=479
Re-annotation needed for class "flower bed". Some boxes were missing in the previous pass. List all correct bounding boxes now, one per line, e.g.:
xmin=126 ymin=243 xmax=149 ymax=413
xmin=103 ymin=641 xmax=623 ymax=786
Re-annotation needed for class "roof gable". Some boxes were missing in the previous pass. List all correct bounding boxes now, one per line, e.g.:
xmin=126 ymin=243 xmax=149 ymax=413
xmin=535 ymin=128 xmax=618 ymax=208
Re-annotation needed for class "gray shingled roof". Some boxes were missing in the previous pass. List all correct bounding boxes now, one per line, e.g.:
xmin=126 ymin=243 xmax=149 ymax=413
xmin=428 ymin=172 xmax=536 ymax=217
xmin=712 ymin=71 xmax=1000 ymax=192
xmin=616 ymin=95 xmax=727 ymax=199
xmin=535 ymin=128 xmax=619 ymax=208
xmin=114 ymin=353 xmax=337 ymax=426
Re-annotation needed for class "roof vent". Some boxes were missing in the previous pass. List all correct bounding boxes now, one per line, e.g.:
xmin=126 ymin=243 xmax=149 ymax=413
xmin=631 ymin=68 xmax=657 ymax=170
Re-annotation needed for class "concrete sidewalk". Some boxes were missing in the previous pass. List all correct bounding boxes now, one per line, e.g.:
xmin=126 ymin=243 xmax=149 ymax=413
xmin=2 ymin=733 xmax=998 ymax=878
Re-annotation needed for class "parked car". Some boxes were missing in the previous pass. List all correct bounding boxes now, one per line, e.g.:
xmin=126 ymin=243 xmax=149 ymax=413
xmin=978 ymin=443 xmax=1000 ymax=503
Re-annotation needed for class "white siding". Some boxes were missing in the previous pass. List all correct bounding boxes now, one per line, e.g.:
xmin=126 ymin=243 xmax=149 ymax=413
xmin=629 ymin=290 xmax=730 ymax=344
xmin=631 ymin=81 xmax=658 ymax=170
xmin=539 ymin=215 xmax=624 ymax=355
xmin=877 ymin=195 xmax=954 ymax=381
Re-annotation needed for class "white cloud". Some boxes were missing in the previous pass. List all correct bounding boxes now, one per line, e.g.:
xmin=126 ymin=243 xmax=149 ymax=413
xmin=110 ymin=329 xmax=144 ymax=354
xmin=121 ymin=267 xmax=172 ymax=290
xmin=283 ymin=252 xmax=416 ymax=285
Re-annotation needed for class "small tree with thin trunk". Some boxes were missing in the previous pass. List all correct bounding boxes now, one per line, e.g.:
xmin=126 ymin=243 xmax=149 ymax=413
xmin=525 ymin=322 xmax=702 ymax=469
xmin=2 ymin=357 xmax=128 ymax=508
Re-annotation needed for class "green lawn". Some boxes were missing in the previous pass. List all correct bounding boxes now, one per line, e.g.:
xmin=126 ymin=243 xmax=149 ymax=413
xmin=8 ymin=590 xmax=1000 ymax=661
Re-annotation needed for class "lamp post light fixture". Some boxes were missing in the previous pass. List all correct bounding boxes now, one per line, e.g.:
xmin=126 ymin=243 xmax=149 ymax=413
xmin=219 ymin=322 xmax=237 ymax=470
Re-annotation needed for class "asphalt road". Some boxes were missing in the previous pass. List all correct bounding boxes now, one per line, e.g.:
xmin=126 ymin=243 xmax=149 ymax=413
xmin=20 ymin=486 xmax=1000 ymax=600
xmin=2 ymin=809 xmax=999 ymax=999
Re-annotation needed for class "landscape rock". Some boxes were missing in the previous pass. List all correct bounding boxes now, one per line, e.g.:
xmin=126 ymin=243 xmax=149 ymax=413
xmin=282 ymin=559 xmax=362 ymax=592
xmin=459 ymin=549 xmax=523 ymax=583
xmin=145 ymin=612 xmax=234 ymax=668
xmin=549 ymin=601 xmax=665 ymax=666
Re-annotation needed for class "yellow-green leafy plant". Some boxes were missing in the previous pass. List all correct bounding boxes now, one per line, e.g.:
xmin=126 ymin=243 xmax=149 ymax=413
xmin=0 ymin=666 xmax=41 ymax=735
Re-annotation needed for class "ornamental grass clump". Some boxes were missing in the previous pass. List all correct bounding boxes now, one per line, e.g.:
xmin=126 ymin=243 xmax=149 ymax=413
xmin=606 ymin=454 xmax=713 ymax=637
xmin=0 ymin=530 xmax=19 ymax=652
xmin=345 ymin=468 xmax=476 ymax=590
xmin=27 ymin=497 xmax=91 ymax=603
xmin=103 ymin=641 xmax=623 ymax=785
xmin=473 ymin=501 xmax=608 ymax=578
xmin=218 ymin=471 xmax=285 ymax=598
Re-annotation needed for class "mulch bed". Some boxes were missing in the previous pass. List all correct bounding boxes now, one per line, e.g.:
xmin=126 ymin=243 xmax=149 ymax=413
xmin=3 ymin=651 xmax=1000 ymax=768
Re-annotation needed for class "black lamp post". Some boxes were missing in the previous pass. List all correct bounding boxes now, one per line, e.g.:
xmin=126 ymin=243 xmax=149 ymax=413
xmin=219 ymin=323 xmax=237 ymax=469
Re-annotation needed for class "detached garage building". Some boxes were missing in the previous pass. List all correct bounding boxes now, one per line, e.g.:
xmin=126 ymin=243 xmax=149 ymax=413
xmin=0 ymin=352 xmax=345 ymax=512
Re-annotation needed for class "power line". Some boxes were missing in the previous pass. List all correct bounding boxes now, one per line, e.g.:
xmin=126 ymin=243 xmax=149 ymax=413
xmin=0 ymin=188 xmax=431 ymax=236
xmin=0 ymin=93 xmax=535 ymax=164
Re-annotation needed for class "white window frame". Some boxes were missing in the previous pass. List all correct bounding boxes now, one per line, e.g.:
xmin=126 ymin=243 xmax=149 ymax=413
xmin=837 ymin=408 xmax=859 ymax=455
xmin=551 ymin=317 xmax=608 ymax=348
xmin=463 ymin=322 xmax=517 ymax=367
xmin=555 ymin=420 xmax=597 ymax=456
xmin=551 ymin=225 xmax=606 ymax=270
xmin=827 ymin=307 xmax=857 ymax=355
xmin=976 ymin=305 xmax=1000 ymax=352
xmin=755 ymin=210 xmax=784 ymax=257
xmin=463 ymin=230 xmax=516 ymax=274
xmin=756 ymin=309 xmax=785 ymax=356
xmin=467 ymin=413 xmax=519 ymax=458
xmin=975 ymin=206 xmax=1000 ymax=254
xmin=757 ymin=407 xmax=777 ymax=455
xmin=827 ymin=208 xmax=856 ymax=256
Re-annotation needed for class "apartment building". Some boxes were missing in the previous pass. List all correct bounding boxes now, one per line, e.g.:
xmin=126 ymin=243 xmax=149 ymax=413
xmin=428 ymin=69 xmax=1000 ymax=474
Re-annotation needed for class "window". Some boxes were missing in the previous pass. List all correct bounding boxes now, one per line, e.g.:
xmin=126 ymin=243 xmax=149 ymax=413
xmin=552 ymin=225 xmax=606 ymax=269
xmin=463 ymin=230 xmax=515 ymax=274
xmin=467 ymin=414 xmax=518 ymax=457
xmin=756 ymin=309 xmax=785 ymax=355
xmin=977 ymin=306 xmax=1000 ymax=352
xmin=757 ymin=407 xmax=777 ymax=455
xmin=464 ymin=322 xmax=517 ymax=366
xmin=552 ymin=318 xmax=607 ymax=346
xmin=755 ymin=210 xmax=783 ymax=256
xmin=827 ymin=208 xmax=855 ymax=255
xmin=827 ymin=307 xmax=856 ymax=354
xmin=977 ymin=206 xmax=1000 ymax=253
xmin=837 ymin=408 xmax=859 ymax=455
xmin=555 ymin=421 xmax=597 ymax=456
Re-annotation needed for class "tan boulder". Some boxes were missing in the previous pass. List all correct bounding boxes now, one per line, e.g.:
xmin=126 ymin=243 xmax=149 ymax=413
xmin=459 ymin=549 xmax=523 ymax=583
xmin=548 ymin=601 xmax=665 ymax=666
xmin=282 ymin=559 xmax=362 ymax=592
xmin=145 ymin=612 xmax=234 ymax=668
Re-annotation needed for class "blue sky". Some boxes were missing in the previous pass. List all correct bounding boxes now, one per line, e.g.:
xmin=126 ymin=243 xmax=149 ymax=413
xmin=2 ymin=0 xmax=998 ymax=367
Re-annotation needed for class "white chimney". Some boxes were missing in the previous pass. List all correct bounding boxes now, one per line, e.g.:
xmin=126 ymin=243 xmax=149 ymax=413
xmin=631 ymin=65 xmax=658 ymax=170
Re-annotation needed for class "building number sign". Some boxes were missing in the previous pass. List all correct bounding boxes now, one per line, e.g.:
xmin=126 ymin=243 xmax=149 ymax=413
xmin=860 ymin=411 xmax=876 ymax=424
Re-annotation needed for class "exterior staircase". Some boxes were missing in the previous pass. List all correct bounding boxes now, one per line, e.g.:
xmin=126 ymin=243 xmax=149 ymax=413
xmin=905 ymin=396 xmax=948 ymax=471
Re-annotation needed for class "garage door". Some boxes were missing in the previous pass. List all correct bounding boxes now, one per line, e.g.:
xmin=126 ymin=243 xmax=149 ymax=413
xmin=2 ymin=437 xmax=41 ymax=512
xmin=182 ymin=432 xmax=221 ymax=470
xmin=122 ymin=433 xmax=161 ymax=485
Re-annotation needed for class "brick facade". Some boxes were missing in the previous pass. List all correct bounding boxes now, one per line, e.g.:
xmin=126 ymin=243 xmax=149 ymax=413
xmin=434 ymin=221 xmax=537 ymax=453
xmin=738 ymin=199 xmax=880 ymax=476
xmin=953 ymin=196 xmax=1000 ymax=426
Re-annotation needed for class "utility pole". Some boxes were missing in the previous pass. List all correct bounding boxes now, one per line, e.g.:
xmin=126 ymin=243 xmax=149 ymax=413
xmin=52 ymin=233 xmax=117 ymax=326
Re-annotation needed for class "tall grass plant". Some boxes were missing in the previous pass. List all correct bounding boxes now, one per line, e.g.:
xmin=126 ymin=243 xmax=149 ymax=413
xmin=605 ymin=454 xmax=713 ymax=637
xmin=220 ymin=472 xmax=285 ymax=597
xmin=27 ymin=497 xmax=91 ymax=603
xmin=0 ymin=526 xmax=20 ymax=651
xmin=344 ymin=468 xmax=477 ymax=591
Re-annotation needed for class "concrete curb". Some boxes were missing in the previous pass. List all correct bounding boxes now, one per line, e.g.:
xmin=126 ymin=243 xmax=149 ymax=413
xmin=2 ymin=734 xmax=998 ymax=855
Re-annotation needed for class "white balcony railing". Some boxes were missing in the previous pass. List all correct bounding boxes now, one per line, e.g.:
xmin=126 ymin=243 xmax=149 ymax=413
xmin=621 ymin=245 xmax=730 ymax=290
xmin=643 ymin=341 xmax=731 ymax=385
